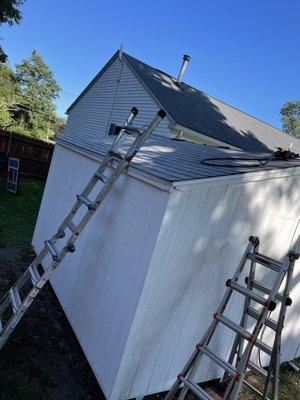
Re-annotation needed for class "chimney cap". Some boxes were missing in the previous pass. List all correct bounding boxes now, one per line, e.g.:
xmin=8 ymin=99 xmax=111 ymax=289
xmin=183 ymin=54 xmax=191 ymax=62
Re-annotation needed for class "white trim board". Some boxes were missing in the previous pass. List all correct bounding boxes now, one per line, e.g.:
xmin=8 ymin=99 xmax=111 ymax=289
xmin=56 ymin=138 xmax=300 ymax=193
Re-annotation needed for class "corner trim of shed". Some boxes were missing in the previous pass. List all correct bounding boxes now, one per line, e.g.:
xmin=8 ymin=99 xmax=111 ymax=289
xmin=172 ymin=166 xmax=300 ymax=191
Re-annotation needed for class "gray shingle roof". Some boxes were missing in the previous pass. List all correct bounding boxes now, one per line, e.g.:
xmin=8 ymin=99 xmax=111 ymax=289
xmin=57 ymin=132 xmax=300 ymax=183
xmin=123 ymin=53 xmax=300 ymax=154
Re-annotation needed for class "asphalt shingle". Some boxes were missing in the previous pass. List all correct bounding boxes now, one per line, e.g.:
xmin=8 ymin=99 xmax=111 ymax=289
xmin=124 ymin=53 xmax=300 ymax=154
xmin=57 ymin=132 xmax=300 ymax=183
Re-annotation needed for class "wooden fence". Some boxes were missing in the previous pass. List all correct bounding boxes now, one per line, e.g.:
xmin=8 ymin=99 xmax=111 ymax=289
xmin=0 ymin=130 xmax=54 ymax=179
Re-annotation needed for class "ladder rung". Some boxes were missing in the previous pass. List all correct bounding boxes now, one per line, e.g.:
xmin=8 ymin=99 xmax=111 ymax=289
xmin=94 ymin=171 xmax=109 ymax=183
xmin=108 ymin=150 xmax=124 ymax=161
xmin=247 ymin=253 xmax=283 ymax=272
xmin=178 ymin=376 xmax=213 ymax=400
xmin=200 ymin=345 xmax=237 ymax=376
xmin=9 ymin=288 xmax=21 ymax=313
xmin=76 ymin=194 xmax=94 ymax=210
xmin=246 ymin=307 xmax=278 ymax=331
xmin=247 ymin=361 xmax=268 ymax=379
xmin=255 ymin=337 xmax=273 ymax=356
xmin=44 ymin=240 xmax=60 ymax=261
xmin=227 ymin=280 xmax=270 ymax=308
xmin=243 ymin=379 xmax=271 ymax=400
xmin=248 ymin=279 xmax=284 ymax=302
xmin=28 ymin=264 xmax=41 ymax=285
xmin=66 ymin=220 xmax=77 ymax=233
xmin=215 ymin=313 xmax=252 ymax=341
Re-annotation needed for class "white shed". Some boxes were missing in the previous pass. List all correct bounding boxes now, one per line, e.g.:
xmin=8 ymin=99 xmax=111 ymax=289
xmin=33 ymin=132 xmax=300 ymax=399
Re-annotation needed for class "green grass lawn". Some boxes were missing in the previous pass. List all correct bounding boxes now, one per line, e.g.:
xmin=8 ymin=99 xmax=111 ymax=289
xmin=0 ymin=177 xmax=45 ymax=248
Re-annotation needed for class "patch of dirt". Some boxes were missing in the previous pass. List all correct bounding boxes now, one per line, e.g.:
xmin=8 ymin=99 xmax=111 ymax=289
xmin=0 ymin=243 xmax=299 ymax=400
xmin=0 ymin=242 xmax=104 ymax=400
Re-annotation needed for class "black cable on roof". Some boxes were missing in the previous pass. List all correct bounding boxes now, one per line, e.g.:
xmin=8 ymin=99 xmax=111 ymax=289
xmin=201 ymin=148 xmax=299 ymax=169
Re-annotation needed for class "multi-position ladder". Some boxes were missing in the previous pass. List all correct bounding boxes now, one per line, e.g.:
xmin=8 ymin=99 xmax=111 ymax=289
xmin=0 ymin=107 xmax=166 ymax=351
xmin=165 ymin=236 xmax=299 ymax=400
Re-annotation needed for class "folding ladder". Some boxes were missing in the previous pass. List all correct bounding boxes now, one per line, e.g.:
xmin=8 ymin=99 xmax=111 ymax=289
xmin=165 ymin=236 xmax=299 ymax=400
xmin=0 ymin=107 xmax=166 ymax=351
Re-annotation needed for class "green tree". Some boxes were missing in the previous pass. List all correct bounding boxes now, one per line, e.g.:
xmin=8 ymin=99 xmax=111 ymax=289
xmin=280 ymin=101 xmax=300 ymax=137
xmin=15 ymin=50 xmax=61 ymax=139
xmin=0 ymin=62 xmax=20 ymax=128
xmin=0 ymin=0 xmax=25 ymax=62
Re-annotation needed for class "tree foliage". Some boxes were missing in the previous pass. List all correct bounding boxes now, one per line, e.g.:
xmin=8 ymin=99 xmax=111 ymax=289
xmin=0 ymin=63 xmax=20 ymax=128
xmin=15 ymin=50 xmax=61 ymax=138
xmin=0 ymin=0 xmax=25 ymax=62
xmin=280 ymin=101 xmax=300 ymax=137
xmin=0 ymin=50 xmax=63 ymax=139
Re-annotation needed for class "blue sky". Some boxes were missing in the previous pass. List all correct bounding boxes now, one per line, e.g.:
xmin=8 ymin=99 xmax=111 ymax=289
xmin=1 ymin=0 xmax=299 ymax=128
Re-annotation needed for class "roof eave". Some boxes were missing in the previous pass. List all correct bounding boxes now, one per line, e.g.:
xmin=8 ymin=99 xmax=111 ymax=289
xmin=55 ymin=137 xmax=173 ymax=192
xmin=172 ymin=165 xmax=300 ymax=191
xmin=173 ymin=123 xmax=243 ymax=151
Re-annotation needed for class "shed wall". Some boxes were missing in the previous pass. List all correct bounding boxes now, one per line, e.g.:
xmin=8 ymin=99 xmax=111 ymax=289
xmin=112 ymin=173 xmax=300 ymax=399
xmin=32 ymin=144 xmax=169 ymax=398
xmin=64 ymin=58 xmax=172 ymax=137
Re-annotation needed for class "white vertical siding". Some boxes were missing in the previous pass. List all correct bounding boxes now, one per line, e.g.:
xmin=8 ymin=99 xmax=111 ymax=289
xmin=64 ymin=58 xmax=172 ymax=137
xmin=114 ymin=174 xmax=300 ymax=399
xmin=33 ymin=140 xmax=300 ymax=400
xmin=32 ymin=144 xmax=169 ymax=398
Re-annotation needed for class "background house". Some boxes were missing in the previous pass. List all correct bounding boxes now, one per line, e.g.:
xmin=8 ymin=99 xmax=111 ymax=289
xmin=33 ymin=51 xmax=300 ymax=399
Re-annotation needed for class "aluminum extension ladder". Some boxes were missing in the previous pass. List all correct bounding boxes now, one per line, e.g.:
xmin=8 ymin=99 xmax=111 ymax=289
xmin=165 ymin=236 xmax=299 ymax=400
xmin=0 ymin=107 xmax=166 ymax=351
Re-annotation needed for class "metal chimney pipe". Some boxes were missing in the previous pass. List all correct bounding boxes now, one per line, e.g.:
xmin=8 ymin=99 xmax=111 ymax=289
xmin=177 ymin=54 xmax=191 ymax=83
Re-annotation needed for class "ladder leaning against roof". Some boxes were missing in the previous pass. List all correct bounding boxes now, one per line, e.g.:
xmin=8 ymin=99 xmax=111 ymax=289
xmin=0 ymin=107 xmax=166 ymax=351
xmin=164 ymin=235 xmax=299 ymax=400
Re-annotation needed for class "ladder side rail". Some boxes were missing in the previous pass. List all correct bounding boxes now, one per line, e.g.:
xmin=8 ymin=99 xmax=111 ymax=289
xmin=0 ymin=109 xmax=166 ymax=351
xmin=165 ymin=240 xmax=255 ymax=400
xmin=238 ymin=239 xmax=259 ymax=359
xmin=268 ymin=254 xmax=296 ymax=400
xmin=0 ymin=256 xmax=60 ymax=349
xmin=0 ymin=265 xmax=39 ymax=322
xmin=222 ymin=238 xmax=259 ymax=385
xmin=110 ymin=107 xmax=139 ymax=148
xmin=65 ymin=110 xmax=166 ymax=250
xmin=49 ymin=108 xmax=140 ymax=243
xmin=0 ymin=151 xmax=136 ymax=349
xmin=52 ymin=156 xmax=113 ymax=241
xmin=225 ymin=256 xmax=291 ymax=400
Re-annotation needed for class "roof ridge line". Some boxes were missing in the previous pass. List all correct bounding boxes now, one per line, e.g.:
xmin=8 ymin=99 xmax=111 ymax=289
xmin=123 ymin=52 xmax=294 ymax=138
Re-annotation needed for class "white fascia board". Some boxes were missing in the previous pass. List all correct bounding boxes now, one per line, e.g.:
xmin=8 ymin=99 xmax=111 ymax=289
xmin=172 ymin=166 xmax=300 ymax=191
xmin=173 ymin=123 xmax=242 ymax=151
xmin=55 ymin=139 xmax=172 ymax=192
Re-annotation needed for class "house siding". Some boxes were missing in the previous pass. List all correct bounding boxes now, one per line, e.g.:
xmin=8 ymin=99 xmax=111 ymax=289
xmin=108 ymin=61 xmax=172 ymax=136
xmin=64 ymin=58 xmax=172 ymax=137
xmin=112 ymin=174 xmax=300 ymax=399
xmin=64 ymin=59 xmax=121 ymax=136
